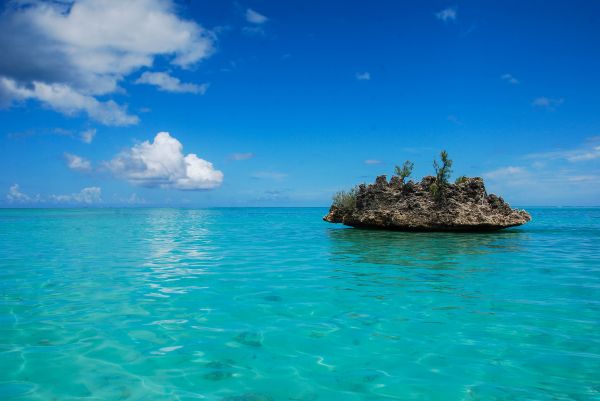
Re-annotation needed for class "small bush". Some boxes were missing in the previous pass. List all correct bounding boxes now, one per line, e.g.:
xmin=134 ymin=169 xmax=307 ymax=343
xmin=431 ymin=150 xmax=453 ymax=202
xmin=455 ymin=175 xmax=468 ymax=185
xmin=434 ymin=150 xmax=453 ymax=185
xmin=394 ymin=160 xmax=414 ymax=184
xmin=332 ymin=186 xmax=358 ymax=210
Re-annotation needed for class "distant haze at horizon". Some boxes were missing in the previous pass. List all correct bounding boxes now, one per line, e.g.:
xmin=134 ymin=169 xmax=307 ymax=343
xmin=2 ymin=1 xmax=600 ymax=207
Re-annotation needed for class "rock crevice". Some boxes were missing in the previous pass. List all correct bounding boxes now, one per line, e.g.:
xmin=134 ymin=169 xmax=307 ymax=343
xmin=323 ymin=176 xmax=531 ymax=231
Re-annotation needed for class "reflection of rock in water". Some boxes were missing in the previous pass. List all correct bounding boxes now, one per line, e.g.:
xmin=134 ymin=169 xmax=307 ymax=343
xmin=326 ymin=227 xmax=528 ymax=303
xmin=327 ymin=227 xmax=526 ymax=268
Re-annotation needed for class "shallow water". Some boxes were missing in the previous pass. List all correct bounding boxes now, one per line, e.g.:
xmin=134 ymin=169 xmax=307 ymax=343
xmin=0 ymin=207 xmax=598 ymax=400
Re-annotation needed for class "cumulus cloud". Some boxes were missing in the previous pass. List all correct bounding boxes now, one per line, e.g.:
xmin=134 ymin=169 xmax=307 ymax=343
xmin=356 ymin=72 xmax=371 ymax=81
xmin=6 ymin=184 xmax=34 ymax=203
xmin=0 ymin=0 xmax=215 ymax=124
xmin=107 ymin=132 xmax=223 ymax=190
xmin=532 ymin=96 xmax=564 ymax=110
xmin=246 ymin=8 xmax=268 ymax=24
xmin=0 ymin=78 xmax=139 ymax=125
xmin=50 ymin=187 xmax=102 ymax=204
xmin=65 ymin=152 xmax=92 ymax=171
xmin=135 ymin=71 xmax=208 ymax=94
xmin=230 ymin=152 xmax=254 ymax=161
xmin=436 ymin=7 xmax=457 ymax=22
xmin=501 ymin=73 xmax=520 ymax=84
xmin=80 ymin=128 xmax=96 ymax=144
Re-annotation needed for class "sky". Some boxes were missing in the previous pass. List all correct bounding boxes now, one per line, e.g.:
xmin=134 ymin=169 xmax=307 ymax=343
xmin=1 ymin=0 xmax=600 ymax=207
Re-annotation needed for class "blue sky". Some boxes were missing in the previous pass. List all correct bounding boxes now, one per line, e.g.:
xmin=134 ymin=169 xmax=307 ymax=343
xmin=1 ymin=0 xmax=599 ymax=207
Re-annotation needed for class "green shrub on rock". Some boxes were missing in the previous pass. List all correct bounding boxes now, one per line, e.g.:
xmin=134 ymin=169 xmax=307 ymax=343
xmin=431 ymin=150 xmax=453 ymax=202
xmin=332 ymin=186 xmax=358 ymax=210
xmin=455 ymin=175 xmax=468 ymax=185
xmin=394 ymin=160 xmax=414 ymax=184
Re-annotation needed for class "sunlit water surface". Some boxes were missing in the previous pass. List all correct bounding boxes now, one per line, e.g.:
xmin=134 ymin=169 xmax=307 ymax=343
xmin=0 ymin=208 xmax=598 ymax=400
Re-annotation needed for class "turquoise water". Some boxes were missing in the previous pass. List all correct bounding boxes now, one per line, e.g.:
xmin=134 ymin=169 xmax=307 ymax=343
xmin=0 ymin=208 xmax=598 ymax=401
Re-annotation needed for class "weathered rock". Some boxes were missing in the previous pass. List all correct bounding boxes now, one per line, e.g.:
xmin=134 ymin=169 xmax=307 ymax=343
xmin=324 ymin=176 xmax=530 ymax=231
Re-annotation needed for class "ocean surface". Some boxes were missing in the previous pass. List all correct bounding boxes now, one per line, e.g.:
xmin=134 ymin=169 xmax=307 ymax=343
xmin=0 ymin=207 xmax=598 ymax=401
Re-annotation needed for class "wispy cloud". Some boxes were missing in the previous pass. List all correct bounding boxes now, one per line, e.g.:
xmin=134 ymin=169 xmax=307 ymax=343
xmin=6 ymin=184 xmax=101 ymax=204
xmin=126 ymin=193 xmax=146 ymax=205
xmin=483 ymin=166 xmax=527 ymax=180
xmin=501 ymin=73 xmax=520 ymax=84
xmin=246 ymin=9 xmax=268 ymax=24
xmin=80 ymin=128 xmax=96 ymax=144
xmin=230 ymin=152 xmax=255 ymax=161
xmin=525 ymin=139 xmax=600 ymax=162
xmin=482 ymin=140 xmax=600 ymax=204
xmin=435 ymin=7 xmax=457 ymax=22
xmin=364 ymin=159 xmax=382 ymax=165
xmin=356 ymin=72 xmax=371 ymax=81
xmin=532 ymin=96 xmax=564 ymax=110
xmin=8 ymin=127 xmax=96 ymax=143
xmin=64 ymin=153 xmax=92 ymax=172
xmin=135 ymin=72 xmax=208 ymax=94
xmin=6 ymin=184 xmax=37 ymax=203
xmin=50 ymin=187 xmax=102 ymax=204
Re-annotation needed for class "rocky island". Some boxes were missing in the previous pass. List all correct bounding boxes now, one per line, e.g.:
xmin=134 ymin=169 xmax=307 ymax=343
xmin=324 ymin=151 xmax=531 ymax=232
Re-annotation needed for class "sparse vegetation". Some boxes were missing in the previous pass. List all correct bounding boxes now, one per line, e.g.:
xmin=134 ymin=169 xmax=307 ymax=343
xmin=332 ymin=186 xmax=358 ymax=210
xmin=394 ymin=160 xmax=414 ymax=184
xmin=431 ymin=150 xmax=453 ymax=202
xmin=455 ymin=175 xmax=468 ymax=185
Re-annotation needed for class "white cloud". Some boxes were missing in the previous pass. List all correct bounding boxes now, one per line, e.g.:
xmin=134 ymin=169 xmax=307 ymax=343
xmin=481 ymin=140 xmax=600 ymax=204
xmin=50 ymin=187 xmax=102 ymax=204
xmin=6 ymin=184 xmax=33 ymax=203
xmin=0 ymin=0 xmax=215 ymax=124
xmin=356 ymin=72 xmax=371 ymax=81
xmin=501 ymin=73 xmax=519 ymax=84
xmin=246 ymin=9 xmax=268 ymax=24
xmin=364 ymin=159 xmax=382 ymax=165
xmin=532 ymin=96 xmax=564 ymax=110
xmin=135 ymin=71 xmax=208 ymax=94
xmin=0 ymin=78 xmax=139 ymax=126
xmin=6 ymin=184 xmax=100 ymax=204
xmin=230 ymin=152 xmax=254 ymax=161
xmin=126 ymin=193 xmax=146 ymax=204
xmin=483 ymin=166 xmax=527 ymax=180
xmin=435 ymin=7 xmax=457 ymax=22
xmin=567 ymin=146 xmax=600 ymax=161
xmin=65 ymin=152 xmax=92 ymax=171
xmin=526 ymin=141 xmax=600 ymax=163
xmin=80 ymin=128 xmax=96 ymax=144
xmin=107 ymin=132 xmax=223 ymax=190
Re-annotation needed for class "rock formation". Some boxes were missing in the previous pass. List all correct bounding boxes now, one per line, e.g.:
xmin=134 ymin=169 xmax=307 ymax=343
xmin=323 ymin=175 xmax=531 ymax=231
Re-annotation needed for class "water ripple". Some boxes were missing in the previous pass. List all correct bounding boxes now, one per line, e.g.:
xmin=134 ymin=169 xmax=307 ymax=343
xmin=0 ymin=207 xmax=598 ymax=400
